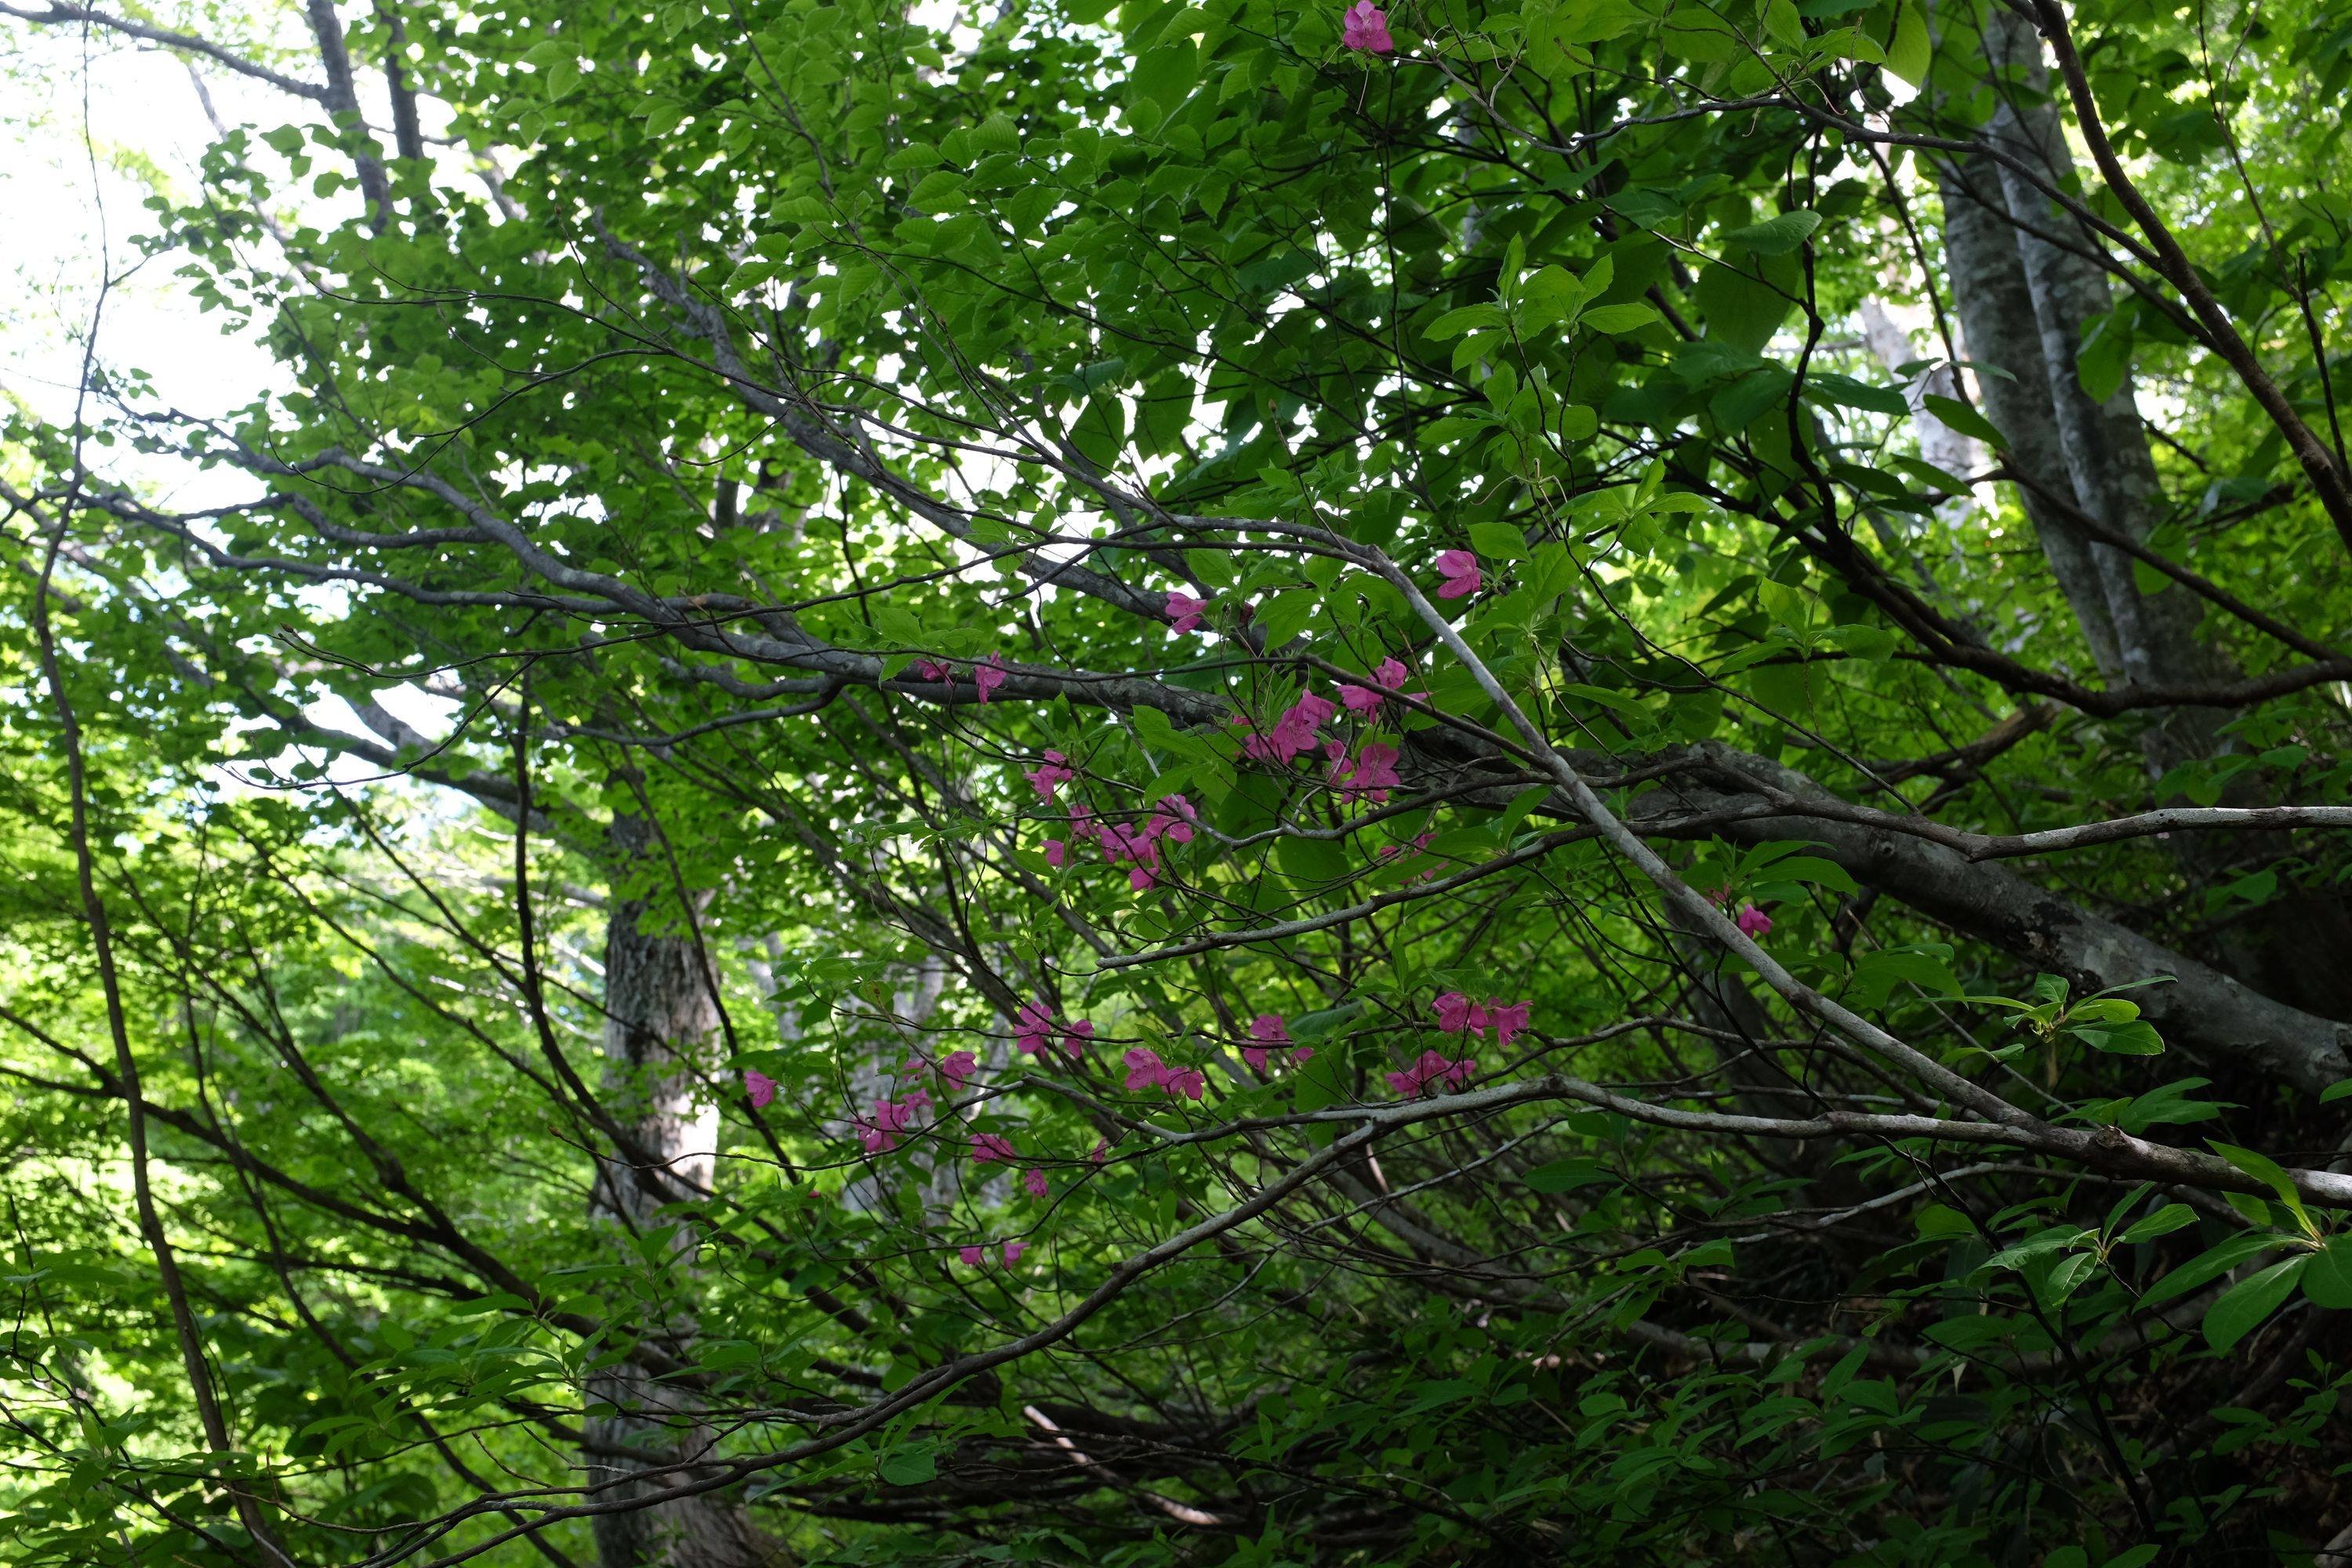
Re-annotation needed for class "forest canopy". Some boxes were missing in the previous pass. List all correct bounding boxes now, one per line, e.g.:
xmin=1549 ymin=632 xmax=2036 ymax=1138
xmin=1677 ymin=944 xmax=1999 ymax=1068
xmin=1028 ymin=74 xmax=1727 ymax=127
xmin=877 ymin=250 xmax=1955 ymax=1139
xmin=2 ymin=0 xmax=2352 ymax=1563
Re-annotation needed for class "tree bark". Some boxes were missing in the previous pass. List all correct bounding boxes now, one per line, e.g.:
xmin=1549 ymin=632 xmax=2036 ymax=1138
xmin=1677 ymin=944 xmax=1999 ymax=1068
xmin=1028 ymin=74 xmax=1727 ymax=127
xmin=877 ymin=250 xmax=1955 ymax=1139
xmin=1974 ymin=8 xmax=2229 ymax=743
xmin=1632 ymin=743 xmax=2352 ymax=1093
xmin=1931 ymin=143 xmax=2129 ymax=681
xmin=583 ymin=815 xmax=774 ymax=1568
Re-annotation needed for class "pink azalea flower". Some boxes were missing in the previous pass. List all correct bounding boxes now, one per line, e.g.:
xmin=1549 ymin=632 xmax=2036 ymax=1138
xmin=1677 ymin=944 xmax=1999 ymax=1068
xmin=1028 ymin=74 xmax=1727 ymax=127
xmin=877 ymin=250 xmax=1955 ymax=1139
xmin=1166 ymin=591 xmax=1210 ymax=633
xmin=1234 ymin=690 xmax=1339 ymax=766
xmin=1243 ymin=1013 xmax=1290 ymax=1072
xmin=971 ymin=1132 xmax=1018 ymax=1165
xmin=1386 ymin=1049 xmax=1475 ymax=1098
xmin=939 ymin=1051 xmax=978 ymax=1092
xmin=914 ymin=660 xmax=952 ymax=683
xmin=1146 ymin=794 xmax=1197 ymax=844
xmin=1435 ymin=549 xmax=1482 ymax=600
xmin=1485 ymin=999 xmax=1532 ymax=1048
xmin=1129 ymin=865 xmax=1158 ymax=892
xmin=743 ymin=1069 xmax=778 ymax=1109
xmin=900 ymin=1086 xmax=932 ymax=1115
xmin=974 ymin=654 xmax=1007 ymax=702
xmin=1737 ymin=903 xmax=1773 ymax=938
xmin=1025 ymin=750 xmax=1076 ymax=802
xmin=960 ymin=1244 xmax=985 ymax=1265
xmin=1334 ymin=742 xmax=1402 ymax=804
xmin=1123 ymin=1047 xmax=1170 ymax=1091
xmin=1433 ymin=991 xmax=1491 ymax=1037
xmin=1044 ymin=838 xmax=1067 ymax=868
xmin=855 ymin=1096 xmax=918 ymax=1154
xmin=1163 ymin=1065 xmax=1207 ymax=1100
xmin=1090 ymin=1138 xmax=1109 ymax=1164
xmin=1340 ymin=656 xmax=1430 ymax=714
xmin=1341 ymin=0 xmax=1394 ymax=52
xmin=1014 ymin=1001 xmax=1055 ymax=1057
xmin=1065 ymin=1018 xmax=1095 ymax=1054
xmin=1002 ymin=1240 xmax=1027 ymax=1265
xmin=1022 ymin=1167 xmax=1049 ymax=1199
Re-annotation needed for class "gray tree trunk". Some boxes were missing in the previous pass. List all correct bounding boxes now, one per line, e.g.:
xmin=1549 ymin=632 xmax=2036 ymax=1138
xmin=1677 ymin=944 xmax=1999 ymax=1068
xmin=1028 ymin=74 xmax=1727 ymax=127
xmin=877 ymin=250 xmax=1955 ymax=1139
xmin=1973 ymin=7 xmax=2231 ymax=760
xmin=1932 ymin=138 xmax=2131 ymax=681
xmin=583 ymin=815 xmax=773 ymax=1568
xmin=1926 ymin=3 xmax=2352 ymax=1019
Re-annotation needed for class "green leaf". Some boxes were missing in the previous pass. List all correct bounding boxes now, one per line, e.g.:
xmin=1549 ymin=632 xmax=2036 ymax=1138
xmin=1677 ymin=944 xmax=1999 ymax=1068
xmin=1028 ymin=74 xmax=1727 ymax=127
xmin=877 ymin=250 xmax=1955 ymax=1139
xmin=1289 ymin=1000 xmax=1366 ymax=1042
xmin=1127 ymin=37 xmax=1198 ymax=126
xmin=1578 ymin=302 xmax=1659 ymax=333
xmin=2071 ymin=1019 xmax=2165 ymax=1056
xmin=1425 ymin=303 xmax=1508 ymax=340
xmin=1719 ymin=210 xmax=1820 ymax=256
xmin=2142 ymin=1229 xmax=2282 ymax=1307
xmin=971 ymin=112 xmax=1022 ymax=153
xmin=1525 ymin=1160 xmax=1614 ymax=1192
xmin=2210 ymin=1140 xmax=2313 ymax=1232
xmin=2203 ymin=1256 xmax=2305 ymax=1351
xmin=1983 ymin=1225 xmax=2090 ymax=1272
xmin=1763 ymin=855 xmax=1857 ymax=895
xmin=1848 ymin=946 xmax=1959 ymax=1009
xmin=879 ymin=1447 xmax=938 ymax=1486
xmin=1467 ymin=521 xmax=1528 ymax=561
xmin=1276 ymin=833 xmax=1351 ymax=886
xmin=1883 ymin=0 xmax=1929 ymax=84
xmin=2076 ymin=306 xmax=2135 ymax=403
xmin=1254 ymin=590 xmax=1318 ymax=646
xmin=1921 ymin=394 xmax=2005 ymax=448
xmin=2302 ymin=1233 xmax=2352 ymax=1308
xmin=1803 ymin=372 xmax=1910 ymax=418
xmin=2118 ymin=1203 xmax=2198 ymax=1245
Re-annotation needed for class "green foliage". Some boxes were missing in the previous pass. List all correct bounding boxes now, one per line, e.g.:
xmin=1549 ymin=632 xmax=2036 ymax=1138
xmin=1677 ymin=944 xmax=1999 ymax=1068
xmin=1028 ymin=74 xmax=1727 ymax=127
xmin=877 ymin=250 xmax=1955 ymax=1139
xmin=0 ymin=0 xmax=2350 ymax=1559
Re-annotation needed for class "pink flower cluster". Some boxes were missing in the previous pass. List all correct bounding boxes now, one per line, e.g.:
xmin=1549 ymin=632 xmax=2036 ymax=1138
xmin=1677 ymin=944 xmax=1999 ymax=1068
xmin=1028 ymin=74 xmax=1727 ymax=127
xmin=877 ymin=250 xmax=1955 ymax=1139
xmin=1123 ymin=1047 xmax=1207 ymax=1100
xmin=1433 ymin=991 xmax=1534 ymax=1047
xmin=1046 ymin=795 xmax=1197 ymax=891
xmin=1025 ymin=750 xmax=1076 ymax=802
xmin=909 ymin=653 xmax=1011 ymax=702
xmin=1339 ymin=656 xmax=1429 ymax=716
xmin=1705 ymin=884 xmax=1774 ymax=939
xmin=1436 ymin=549 xmax=1481 ymax=600
xmin=1342 ymin=0 xmax=1394 ymax=52
xmin=1378 ymin=828 xmax=1438 ymax=866
xmin=1237 ymin=689 xmax=1338 ymax=765
xmin=960 ymin=1240 xmax=1028 ymax=1266
xmin=900 ymin=1051 xmax=978 ymax=1094
xmin=1014 ymin=1002 xmax=1094 ymax=1058
xmin=1387 ymin=1051 xmax=1475 ymax=1098
xmin=855 ymin=1093 xmax=925 ymax=1154
xmin=1328 ymin=740 xmax=1402 ymax=804
xmin=1243 ymin=1013 xmax=1314 ymax=1072
xmin=1166 ymin=591 xmax=1210 ymax=633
